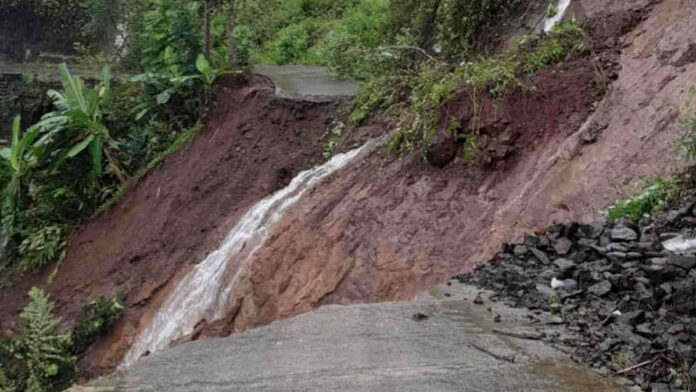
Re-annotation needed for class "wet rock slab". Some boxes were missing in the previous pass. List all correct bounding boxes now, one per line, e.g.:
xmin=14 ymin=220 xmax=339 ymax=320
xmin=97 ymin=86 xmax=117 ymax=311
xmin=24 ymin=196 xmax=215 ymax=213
xmin=68 ymin=284 xmax=623 ymax=392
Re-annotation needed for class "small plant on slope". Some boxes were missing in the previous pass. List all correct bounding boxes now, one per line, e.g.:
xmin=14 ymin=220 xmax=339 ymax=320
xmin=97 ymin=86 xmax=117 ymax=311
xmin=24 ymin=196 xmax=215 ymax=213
xmin=71 ymin=295 xmax=124 ymax=356
xmin=679 ymin=87 xmax=696 ymax=159
xmin=607 ymin=178 xmax=679 ymax=223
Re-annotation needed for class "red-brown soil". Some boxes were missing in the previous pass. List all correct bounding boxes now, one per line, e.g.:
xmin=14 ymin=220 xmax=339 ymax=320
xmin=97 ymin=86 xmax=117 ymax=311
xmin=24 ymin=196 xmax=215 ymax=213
xmin=1 ymin=0 xmax=694 ymax=382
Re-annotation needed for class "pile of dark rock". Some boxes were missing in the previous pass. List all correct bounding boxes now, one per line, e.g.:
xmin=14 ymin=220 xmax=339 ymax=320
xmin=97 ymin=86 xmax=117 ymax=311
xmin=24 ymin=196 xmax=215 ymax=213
xmin=457 ymin=201 xmax=696 ymax=391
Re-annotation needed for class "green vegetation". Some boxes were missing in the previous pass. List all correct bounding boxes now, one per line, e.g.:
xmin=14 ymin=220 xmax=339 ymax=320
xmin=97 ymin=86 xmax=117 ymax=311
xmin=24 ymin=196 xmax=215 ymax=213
xmin=0 ymin=289 xmax=123 ymax=392
xmin=0 ymin=1 xmax=593 ymax=270
xmin=608 ymin=178 xmax=679 ymax=223
xmin=608 ymin=352 xmax=630 ymax=372
xmin=679 ymin=88 xmax=696 ymax=159
xmin=350 ymin=21 xmax=587 ymax=157
xmin=0 ymin=0 xmax=231 ymax=272
xmin=71 ymin=296 xmax=124 ymax=356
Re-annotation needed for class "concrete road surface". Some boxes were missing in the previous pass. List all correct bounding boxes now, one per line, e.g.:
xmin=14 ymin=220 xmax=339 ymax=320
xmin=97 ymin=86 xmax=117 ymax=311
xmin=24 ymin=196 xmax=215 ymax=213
xmin=69 ymin=282 xmax=627 ymax=392
xmin=254 ymin=65 xmax=359 ymax=99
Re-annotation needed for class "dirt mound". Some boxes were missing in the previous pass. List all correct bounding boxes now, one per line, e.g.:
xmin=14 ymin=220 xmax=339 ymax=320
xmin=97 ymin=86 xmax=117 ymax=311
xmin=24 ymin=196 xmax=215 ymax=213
xmin=0 ymin=75 xmax=344 ymax=378
xmin=195 ymin=0 xmax=696 ymax=342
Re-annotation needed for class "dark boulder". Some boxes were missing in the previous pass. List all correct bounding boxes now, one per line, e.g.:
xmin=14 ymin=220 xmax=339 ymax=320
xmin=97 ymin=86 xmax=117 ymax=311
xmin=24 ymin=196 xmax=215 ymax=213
xmin=667 ymin=254 xmax=696 ymax=270
xmin=530 ymin=247 xmax=550 ymax=264
xmin=671 ymin=277 xmax=696 ymax=312
xmin=588 ymin=280 xmax=612 ymax=297
xmin=553 ymin=237 xmax=573 ymax=255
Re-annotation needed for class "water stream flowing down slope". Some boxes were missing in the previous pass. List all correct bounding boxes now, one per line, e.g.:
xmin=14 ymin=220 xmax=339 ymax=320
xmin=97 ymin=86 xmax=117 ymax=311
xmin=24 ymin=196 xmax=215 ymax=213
xmin=122 ymin=143 xmax=371 ymax=368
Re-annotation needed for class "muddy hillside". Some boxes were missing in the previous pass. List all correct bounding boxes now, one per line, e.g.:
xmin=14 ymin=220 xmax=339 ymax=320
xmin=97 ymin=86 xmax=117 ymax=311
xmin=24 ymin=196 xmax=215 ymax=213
xmin=0 ymin=0 xmax=694 ymax=382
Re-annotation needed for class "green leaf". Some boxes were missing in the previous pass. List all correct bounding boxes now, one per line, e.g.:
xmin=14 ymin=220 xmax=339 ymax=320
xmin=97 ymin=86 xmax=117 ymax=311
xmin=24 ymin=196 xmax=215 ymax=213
xmin=135 ymin=108 xmax=150 ymax=121
xmin=156 ymin=89 xmax=173 ymax=105
xmin=196 ymin=54 xmax=212 ymax=75
xmin=90 ymin=134 xmax=103 ymax=179
xmin=163 ymin=46 xmax=174 ymax=61
xmin=0 ymin=147 xmax=10 ymax=161
xmin=10 ymin=116 xmax=20 ymax=172
xmin=66 ymin=135 xmax=95 ymax=158
xmin=69 ymin=111 xmax=110 ymax=136
xmin=58 ymin=64 xmax=88 ymax=114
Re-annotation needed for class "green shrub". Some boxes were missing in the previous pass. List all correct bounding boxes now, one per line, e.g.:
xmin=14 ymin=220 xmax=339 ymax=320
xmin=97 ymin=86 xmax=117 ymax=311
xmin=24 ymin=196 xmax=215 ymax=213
xmin=71 ymin=296 xmax=124 ymax=356
xmin=608 ymin=178 xmax=679 ymax=222
xmin=523 ymin=39 xmax=565 ymax=74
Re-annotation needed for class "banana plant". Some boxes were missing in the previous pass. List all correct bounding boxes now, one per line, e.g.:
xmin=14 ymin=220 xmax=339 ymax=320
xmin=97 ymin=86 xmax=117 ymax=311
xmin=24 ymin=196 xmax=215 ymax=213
xmin=0 ymin=116 xmax=40 ymax=234
xmin=171 ymin=54 xmax=240 ymax=115
xmin=36 ymin=64 xmax=127 ymax=184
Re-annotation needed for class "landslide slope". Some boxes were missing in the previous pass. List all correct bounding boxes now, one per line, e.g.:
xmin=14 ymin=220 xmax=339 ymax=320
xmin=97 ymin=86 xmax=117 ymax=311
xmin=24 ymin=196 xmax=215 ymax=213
xmin=200 ymin=0 xmax=696 ymax=337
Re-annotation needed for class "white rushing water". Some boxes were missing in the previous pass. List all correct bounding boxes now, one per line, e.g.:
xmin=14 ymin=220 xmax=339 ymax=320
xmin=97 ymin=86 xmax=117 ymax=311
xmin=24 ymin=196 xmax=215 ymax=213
xmin=121 ymin=144 xmax=369 ymax=368
xmin=543 ymin=0 xmax=573 ymax=32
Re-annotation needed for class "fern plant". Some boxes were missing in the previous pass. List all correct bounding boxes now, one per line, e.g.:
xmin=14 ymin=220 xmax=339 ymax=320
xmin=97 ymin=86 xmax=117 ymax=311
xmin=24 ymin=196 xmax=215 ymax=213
xmin=6 ymin=288 xmax=75 ymax=391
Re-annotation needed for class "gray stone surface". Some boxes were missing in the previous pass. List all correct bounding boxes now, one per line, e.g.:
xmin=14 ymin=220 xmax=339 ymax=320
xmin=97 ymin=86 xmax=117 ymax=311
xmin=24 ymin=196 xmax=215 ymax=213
xmin=70 ymin=283 xmax=624 ymax=392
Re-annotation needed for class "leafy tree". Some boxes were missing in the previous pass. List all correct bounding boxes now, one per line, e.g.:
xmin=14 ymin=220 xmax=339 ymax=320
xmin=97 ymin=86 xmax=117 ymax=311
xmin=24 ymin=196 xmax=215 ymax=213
xmin=136 ymin=0 xmax=202 ymax=75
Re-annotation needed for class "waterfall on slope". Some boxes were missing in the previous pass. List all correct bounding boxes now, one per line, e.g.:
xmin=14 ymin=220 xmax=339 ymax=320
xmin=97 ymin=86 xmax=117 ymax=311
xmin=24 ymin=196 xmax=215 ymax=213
xmin=122 ymin=144 xmax=370 ymax=368
xmin=543 ymin=0 xmax=573 ymax=32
